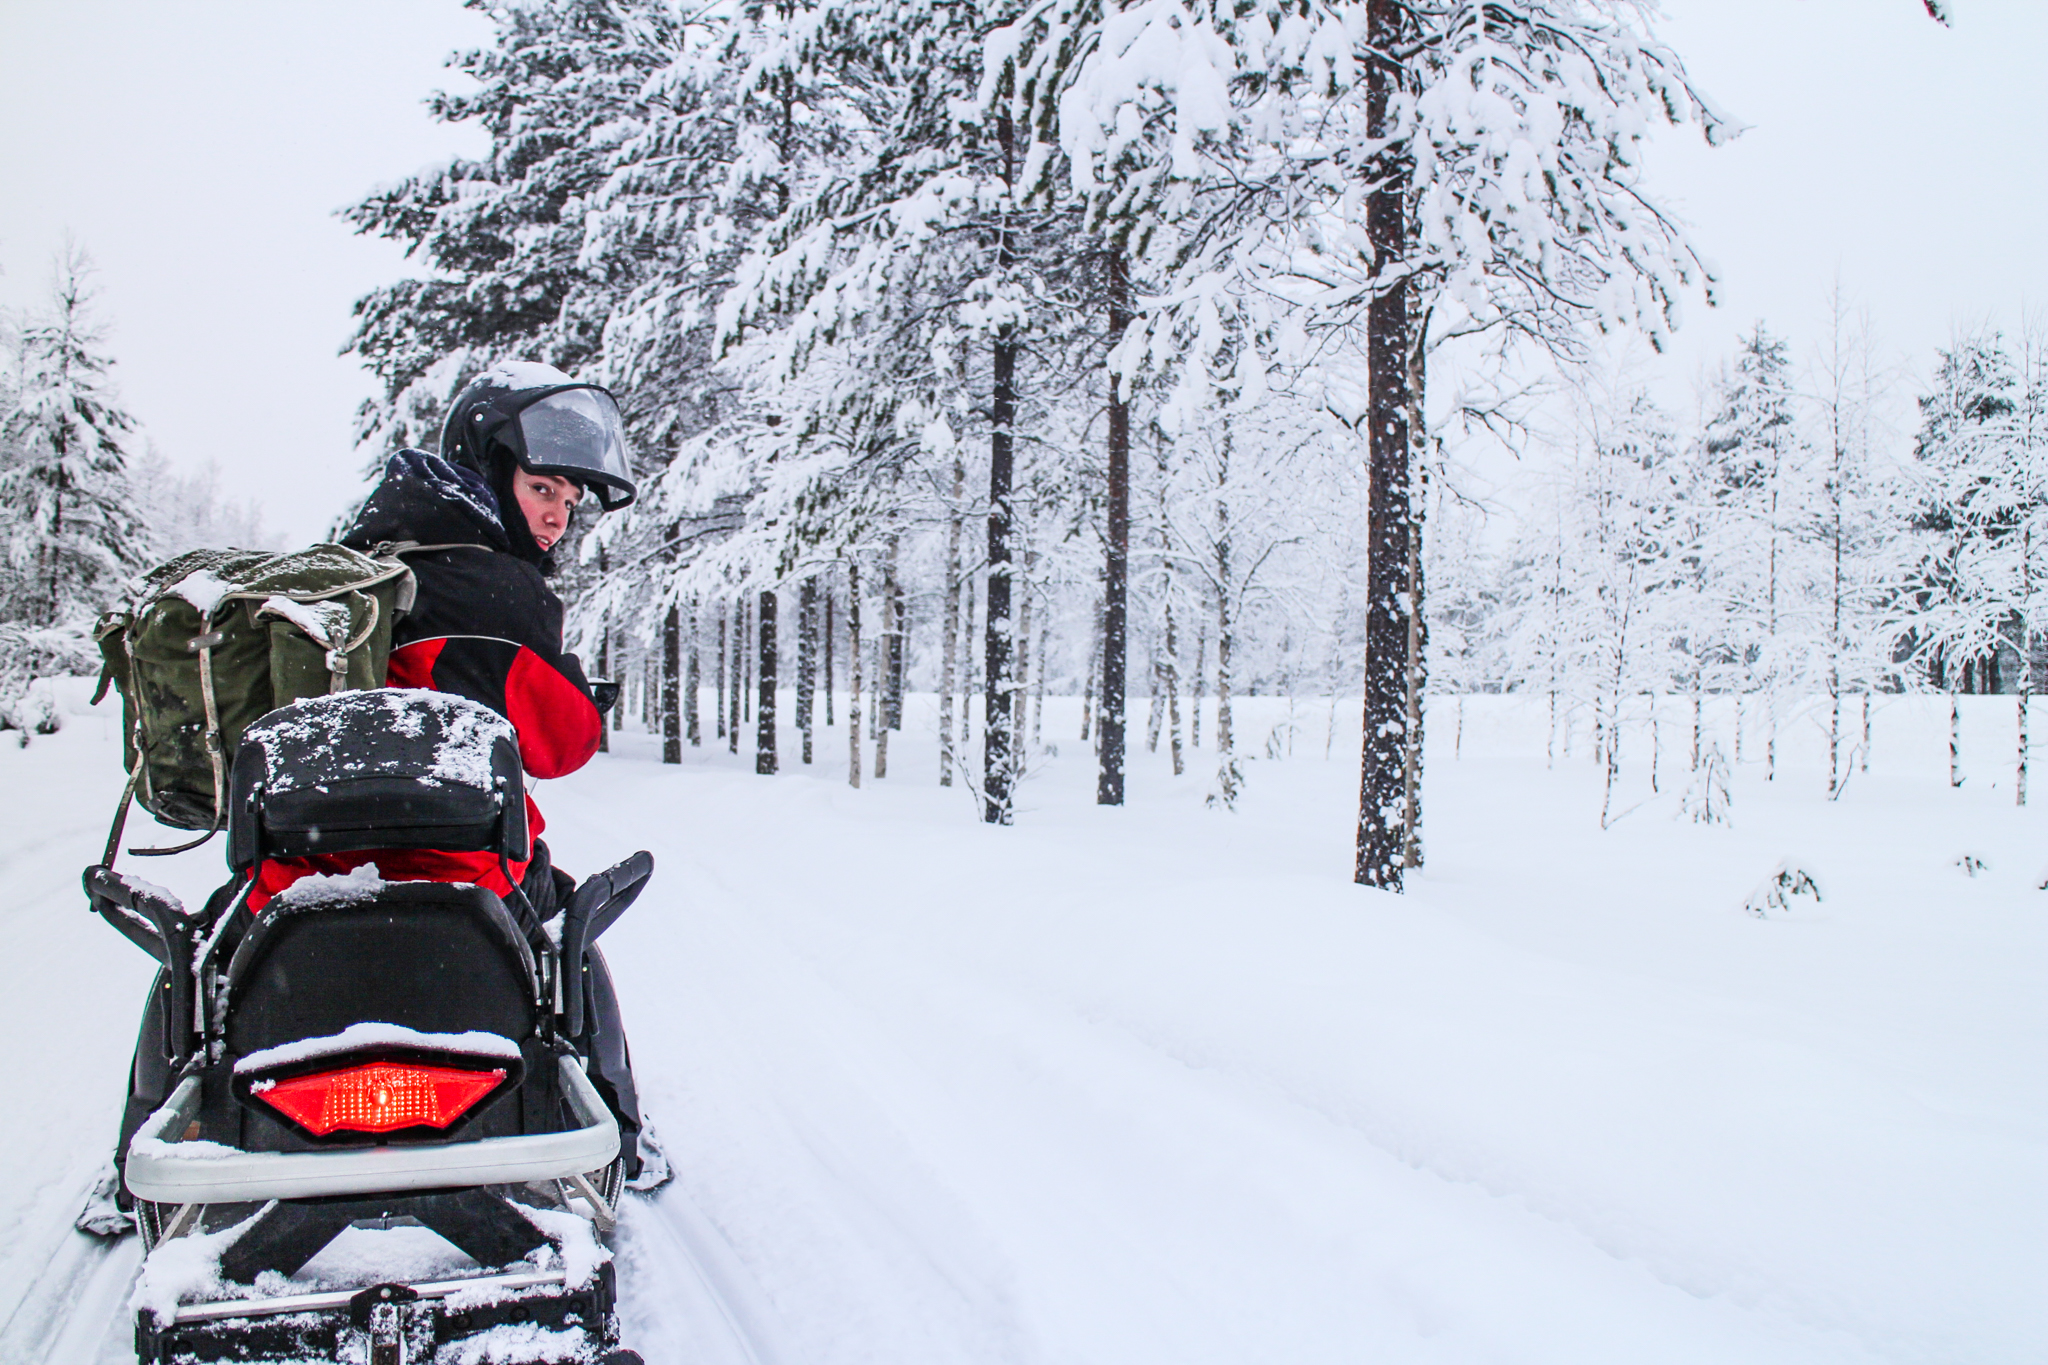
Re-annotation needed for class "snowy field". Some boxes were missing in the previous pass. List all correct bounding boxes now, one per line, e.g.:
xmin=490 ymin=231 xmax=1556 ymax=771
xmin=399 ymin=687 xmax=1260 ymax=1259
xmin=0 ymin=686 xmax=2040 ymax=1364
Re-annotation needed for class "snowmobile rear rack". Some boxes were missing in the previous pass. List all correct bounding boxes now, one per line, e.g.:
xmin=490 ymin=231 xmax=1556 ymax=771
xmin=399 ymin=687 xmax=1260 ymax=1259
xmin=126 ymin=1054 xmax=619 ymax=1204
xmin=163 ymin=1267 xmax=571 ymax=1326
xmin=136 ymin=1263 xmax=622 ymax=1365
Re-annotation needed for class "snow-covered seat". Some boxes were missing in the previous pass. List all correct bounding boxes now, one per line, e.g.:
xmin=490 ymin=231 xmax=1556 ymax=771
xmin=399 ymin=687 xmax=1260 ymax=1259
xmin=226 ymin=689 xmax=527 ymax=871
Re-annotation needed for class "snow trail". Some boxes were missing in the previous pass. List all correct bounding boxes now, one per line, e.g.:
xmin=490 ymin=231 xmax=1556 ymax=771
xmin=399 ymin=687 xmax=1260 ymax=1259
xmin=0 ymin=1184 xmax=142 ymax=1365
xmin=0 ymin=695 xmax=2039 ymax=1363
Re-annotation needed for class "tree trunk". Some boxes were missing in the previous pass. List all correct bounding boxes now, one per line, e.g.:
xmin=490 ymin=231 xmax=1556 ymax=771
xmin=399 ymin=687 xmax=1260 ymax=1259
xmin=685 ymin=600 xmax=700 ymax=746
xmin=885 ymin=538 xmax=905 ymax=733
xmin=1354 ymin=0 xmax=1418 ymax=886
xmin=848 ymin=563 xmax=863 ymax=788
xmin=757 ymin=590 xmax=778 ymax=775
xmin=1212 ymin=429 xmax=1240 ymax=808
xmin=1080 ymin=601 xmax=1099 ymax=742
xmin=662 ymin=603 xmax=681 ymax=765
xmin=730 ymin=596 xmax=744 ymax=754
xmin=824 ymin=584 xmax=835 ymax=727
xmin=797 ymin=578 xmax=817 ymax=764
xmin=876 ymin=538 xmax=898 ymax=780
xmin=1400 ymin=480 xmax=1426 ymax=865
xmin=1214 ymin=534 xmax=1238 ymax=808
xmin=1031 ymin=619 xmax=1046 ymax=750
xmin=1192 ymin=626 xmax=1206 ymax=750
xmin=1145 ymin=658 xmax=1163 ymax=754
xmin=2018 ymin=686 xmax=2030 ymax=808
xmin=742 ymin=595 xmax=754 ymax=726
xmin=1014 ymin=553 xmax=1033 ymax=749
xmin=715 ymin=604 xmax=728 ymax=741
xmin=940 ymin=455 xmax=963 ymax=786
xmin=1164 ymin=600 xmax=1184 ymax=777
xmin=1649 ymin=693 xmax=1660 ymax=794
xmin=961 ymin=572 xmax=976 ymax=749
xmin=2020 ymin=531 xmax=2032 ymax=807
xmin=1099 ymin=250 xmax=1132 ymax=805
xmin=983 ymin=110 xmax=1019 ymax=825
xmin=1766 ymin=476 xmax=1780 ymax=783
xmin=1951 ymin=694 xmax=1961 ymax=788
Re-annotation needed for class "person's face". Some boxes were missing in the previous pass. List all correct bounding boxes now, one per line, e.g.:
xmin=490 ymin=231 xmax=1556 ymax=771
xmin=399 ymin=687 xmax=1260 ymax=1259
xmin=512 ymin=471 xmax=583 ymax=551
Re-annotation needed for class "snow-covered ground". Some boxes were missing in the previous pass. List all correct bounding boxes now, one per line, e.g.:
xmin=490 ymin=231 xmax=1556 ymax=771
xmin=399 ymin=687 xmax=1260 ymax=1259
xmin=0 ymin=687 xmax=2040 ymax=1364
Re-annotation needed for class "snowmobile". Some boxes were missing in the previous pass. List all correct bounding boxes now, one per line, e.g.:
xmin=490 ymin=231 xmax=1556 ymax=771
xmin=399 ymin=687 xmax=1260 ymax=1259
xmin=87 ymin=689 xmax=652 ymax=1364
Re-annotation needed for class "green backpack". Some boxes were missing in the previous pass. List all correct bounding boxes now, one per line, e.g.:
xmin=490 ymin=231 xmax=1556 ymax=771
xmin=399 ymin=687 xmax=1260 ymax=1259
xmin=93 ymin=545 xmax=417 ymax=855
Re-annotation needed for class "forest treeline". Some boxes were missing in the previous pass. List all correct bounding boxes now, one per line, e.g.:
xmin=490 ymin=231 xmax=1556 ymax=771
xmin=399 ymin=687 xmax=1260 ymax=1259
xmin=1436 ymin=309 xmax=2046 ymax=822
xmin=5 ymin=2 xmax=2025 ymax=862
xmin=333 ymin=0 xmax=1741 ymax=885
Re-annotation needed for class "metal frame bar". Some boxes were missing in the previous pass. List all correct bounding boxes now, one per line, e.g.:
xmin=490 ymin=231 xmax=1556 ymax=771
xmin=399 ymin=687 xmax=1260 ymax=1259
xmin=168 ymin=1269 xmax=569 ymax=1326
xmin=126 ymin=1057 xmax=618 ymax=1204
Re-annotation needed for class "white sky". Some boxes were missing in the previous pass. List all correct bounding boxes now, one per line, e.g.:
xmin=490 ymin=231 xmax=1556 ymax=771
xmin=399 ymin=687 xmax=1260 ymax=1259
xmin=1 ymin=0 xmax=2044 ymax=543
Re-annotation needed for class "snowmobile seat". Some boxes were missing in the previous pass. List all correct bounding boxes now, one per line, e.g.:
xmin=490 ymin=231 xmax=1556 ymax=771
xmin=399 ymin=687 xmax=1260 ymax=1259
xmin=222 ymin=878 xmax=540 ymax=1060
xmin=226 ymin=689 xmax=528 ymax=873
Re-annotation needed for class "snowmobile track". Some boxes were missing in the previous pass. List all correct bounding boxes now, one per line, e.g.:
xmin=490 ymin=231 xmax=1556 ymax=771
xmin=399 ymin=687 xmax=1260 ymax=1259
xmin=614 ymin=1187 xmax=796 ymax=1365
xmin=0 ymin=1177 xmax=789 ymax=1364
xmin=0 ymin=1223 xmax=141 ymax=1365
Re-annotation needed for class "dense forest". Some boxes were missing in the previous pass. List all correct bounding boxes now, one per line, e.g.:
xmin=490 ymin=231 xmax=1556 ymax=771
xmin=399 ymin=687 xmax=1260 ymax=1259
xmin=2 ymin=0 xmax=2034 ymax=878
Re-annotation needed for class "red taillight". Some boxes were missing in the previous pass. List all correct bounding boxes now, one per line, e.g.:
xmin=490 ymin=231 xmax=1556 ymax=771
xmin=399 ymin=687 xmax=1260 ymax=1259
xmin=251 ymin=1061 xmax=507 ymax=1135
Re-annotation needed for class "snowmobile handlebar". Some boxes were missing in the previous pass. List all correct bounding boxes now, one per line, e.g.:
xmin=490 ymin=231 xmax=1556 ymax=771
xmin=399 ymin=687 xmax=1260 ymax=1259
xmin=558 ymin=850 xmax=654 ymax=1040
xmin=83 ymin=864 xmax=199 ymax=1068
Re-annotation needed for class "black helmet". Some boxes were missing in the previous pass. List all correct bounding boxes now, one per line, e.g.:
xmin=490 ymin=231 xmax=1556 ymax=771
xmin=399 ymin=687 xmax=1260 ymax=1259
xmin=442 ymin=362 xmax=637 ymax=512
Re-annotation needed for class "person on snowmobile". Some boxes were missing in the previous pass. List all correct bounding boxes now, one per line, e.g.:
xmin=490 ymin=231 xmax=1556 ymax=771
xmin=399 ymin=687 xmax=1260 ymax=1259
xmin=254 ymin=362 xmax=636 ymax=919
xmin=90 ymin=366 xmax=665 ymax=1235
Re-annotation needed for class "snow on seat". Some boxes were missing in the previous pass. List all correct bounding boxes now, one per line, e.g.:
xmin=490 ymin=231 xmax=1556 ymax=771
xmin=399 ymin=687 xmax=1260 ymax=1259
xmin=228 ymin=689 xmax=528 ymax=869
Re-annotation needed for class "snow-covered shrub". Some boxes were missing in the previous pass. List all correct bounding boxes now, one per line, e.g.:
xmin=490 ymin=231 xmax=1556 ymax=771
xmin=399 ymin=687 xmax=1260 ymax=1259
xmin=1954 ymin=853 xmax=1990 ymax=878
xmin=1681 ymin=743 xmax=1732 ymax=825
xmin=1744 ymin=861 xmax=1823 ymax=919
xmin=0 ymin=624 xmax=98 ymax=742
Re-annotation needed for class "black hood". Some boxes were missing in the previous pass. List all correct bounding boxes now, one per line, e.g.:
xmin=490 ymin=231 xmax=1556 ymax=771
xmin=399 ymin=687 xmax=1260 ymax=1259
xmin=342 ymin=450 xmax=517 ymax=556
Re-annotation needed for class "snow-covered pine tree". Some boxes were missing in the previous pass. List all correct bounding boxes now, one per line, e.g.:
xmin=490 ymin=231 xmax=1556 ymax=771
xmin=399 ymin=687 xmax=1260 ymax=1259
xmin=711 ymin=0 xmax=1099 ymax=822
xmin=343 ymin=0 xmax=678 ymax=448
xmin=1699 ymin=324 xmax=1815 ymax=782
xmin=2004 ymin=323 xmax=2048 ymax=803
xmin=0 ymin=247 xmax=148 ymax=698
xmin=1002 ymin=0 xmax=1729 ymax=886
xmin=1890 ymin=329 xmax=2032 ymax=786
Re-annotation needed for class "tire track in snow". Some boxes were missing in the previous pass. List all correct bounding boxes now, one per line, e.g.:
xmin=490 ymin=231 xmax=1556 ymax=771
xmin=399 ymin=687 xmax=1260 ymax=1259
xmin=615 ymin=1189 xmax=796 ymax=1365
xmin=0 ymin=1217 xmax=140 ymax=1365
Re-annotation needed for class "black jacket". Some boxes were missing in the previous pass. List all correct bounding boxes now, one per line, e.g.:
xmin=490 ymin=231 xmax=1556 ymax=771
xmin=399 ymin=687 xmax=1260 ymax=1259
xmin=342 ymin=451 xmax=601 ymax=779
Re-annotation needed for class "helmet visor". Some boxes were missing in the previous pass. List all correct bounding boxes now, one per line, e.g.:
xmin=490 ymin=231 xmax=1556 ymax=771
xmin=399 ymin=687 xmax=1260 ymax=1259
xmin=514 ymin=387 xmax=635 ymax=509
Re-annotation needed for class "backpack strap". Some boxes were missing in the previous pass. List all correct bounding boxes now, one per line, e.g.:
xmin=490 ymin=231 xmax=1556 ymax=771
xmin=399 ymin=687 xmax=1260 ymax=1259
xmin=101 ymin=763 xmax=142 ymax=868
xmin=131 ymin=628 xmax=228 ymax=858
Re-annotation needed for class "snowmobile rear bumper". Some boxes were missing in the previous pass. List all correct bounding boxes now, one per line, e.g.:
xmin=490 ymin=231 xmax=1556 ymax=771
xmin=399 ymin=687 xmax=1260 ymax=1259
xmin=136 ymin=1263 xmax=619 ymax=1365
xmin=125 ymin=1055 xmax=620 ymax=1204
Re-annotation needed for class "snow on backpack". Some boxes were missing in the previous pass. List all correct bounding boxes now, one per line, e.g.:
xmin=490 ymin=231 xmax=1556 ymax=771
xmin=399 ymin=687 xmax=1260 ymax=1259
xmin=91 ymin=545 xmax=417 ymax=857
